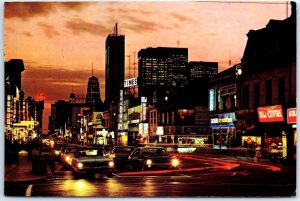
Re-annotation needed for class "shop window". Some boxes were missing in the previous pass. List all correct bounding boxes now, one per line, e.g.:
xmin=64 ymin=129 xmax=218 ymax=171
xmin=278 ymin=77 xmax=285 ymax=104
xmin=266 ymin=80 xmax=272 ymax=105
xmin=243 ymin=85 xmax=249 ymax=108
xmin=254 ymin=83 xmax=260 ymax=107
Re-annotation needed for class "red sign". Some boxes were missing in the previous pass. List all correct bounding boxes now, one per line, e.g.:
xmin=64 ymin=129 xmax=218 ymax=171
xmin=287 ymin=108 xmax=297 ymax=124
xmin=257 ymin=105 xmax=284 ymax=122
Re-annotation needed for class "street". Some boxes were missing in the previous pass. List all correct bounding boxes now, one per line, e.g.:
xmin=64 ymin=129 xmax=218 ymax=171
xmin=5 ymin=153 xmax=296 ymax=197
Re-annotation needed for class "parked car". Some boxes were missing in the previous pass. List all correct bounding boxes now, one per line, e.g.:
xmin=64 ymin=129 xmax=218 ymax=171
xmin=70 ymin=148 xmax=115 ymax=178
xmin=107 ymin=146 xmax=136 ymax=170
xmin=128 ymin=147 xmax=181 ymax=171
xmin=60 ymin=145 xmax=84 ymax=168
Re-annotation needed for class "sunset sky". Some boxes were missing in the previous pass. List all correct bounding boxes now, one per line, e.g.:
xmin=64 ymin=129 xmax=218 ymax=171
xmin=3 ymin=1 xmax=289 ymax=133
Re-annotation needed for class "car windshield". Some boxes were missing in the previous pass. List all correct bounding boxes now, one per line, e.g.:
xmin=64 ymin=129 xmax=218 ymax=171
xmin=141 ymin=148 xmax=167 ymax=155
xmin=77 ymin=149 xmax=105 ymax=157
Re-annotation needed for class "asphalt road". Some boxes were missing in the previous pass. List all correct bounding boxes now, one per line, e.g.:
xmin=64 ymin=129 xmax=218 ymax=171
xmin=4 ymin=154 xmax=296 ymax=197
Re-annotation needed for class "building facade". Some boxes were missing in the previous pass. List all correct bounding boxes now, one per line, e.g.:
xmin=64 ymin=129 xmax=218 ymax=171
xmin=105 ymin=24 xmax=125 ymax=103
xmin=138 ymin=47 xmax=188 ymax=104
xmin=235 ymin=2 xmax=296 ymax=162
xmin=188 ymin=61 xmax=218 ymax=81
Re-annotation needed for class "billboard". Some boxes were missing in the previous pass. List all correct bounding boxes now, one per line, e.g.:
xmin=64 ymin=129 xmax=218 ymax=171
xmin=257 ymin=105 xmax=284 ymax=122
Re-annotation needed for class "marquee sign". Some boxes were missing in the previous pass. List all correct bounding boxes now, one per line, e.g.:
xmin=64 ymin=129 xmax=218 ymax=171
xmin=257 ymin=105 xmax=284 ymax=122
xmin=124 ymin=77 xmax=138 ymax=88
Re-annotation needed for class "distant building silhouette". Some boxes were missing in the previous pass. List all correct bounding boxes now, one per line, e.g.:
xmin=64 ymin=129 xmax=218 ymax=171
xmin=5 ymin=59 xmax=24 ymax=97
xmin=105 ymin=23 xmax=125 ymax=103
xmin=86 ymin=75 xmax=102 ymax=110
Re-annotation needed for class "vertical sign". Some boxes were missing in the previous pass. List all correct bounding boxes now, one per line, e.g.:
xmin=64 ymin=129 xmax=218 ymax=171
xmin=209 ymin=89 xmax=215 ymax=111
xmin=119 ymin=90 xmax=123 ymax=130
xmin=141 ymin=97 xmax=147 ymax=121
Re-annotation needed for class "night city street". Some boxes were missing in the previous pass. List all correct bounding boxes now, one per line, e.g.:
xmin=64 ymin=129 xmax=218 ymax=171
xmin=5 ymin=150 xmax=296 ymax=197
xmin=3 ymin=1 xmax=297 ymax=198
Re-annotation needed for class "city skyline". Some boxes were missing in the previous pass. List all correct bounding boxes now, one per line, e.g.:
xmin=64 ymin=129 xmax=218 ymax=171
xmin=4 ymin=1 xmax=289 ymax=132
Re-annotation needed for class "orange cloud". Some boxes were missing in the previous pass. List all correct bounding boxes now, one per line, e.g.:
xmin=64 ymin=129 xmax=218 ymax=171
xmin=5 ymin=2 xmax=93 ymax=20
xmin=37 ymin=22 xmax=60 ymax=39
xmin=65 ymin=18 xmax=111 ymax=36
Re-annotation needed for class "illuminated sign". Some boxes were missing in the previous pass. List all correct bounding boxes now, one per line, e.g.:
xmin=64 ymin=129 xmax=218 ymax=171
xmin=257 ymin=105 xmax=284 ymax=122
xmin=287 ymin=108 xmax=297 ymax=124
xmin=141 ymin=97 xmax=147 ymax=121
xmin=209 ymin=89 xmax=215 ymax=111
xmin=119 ymin=90 xmax=123 ymax=130
xmin=139 ymin=123 xmax=149 ymax=135
xmin=156 ymin=126 xmax=164 ymax=135
xmin=124 ymin=77 xmax=138 ymax=88
xmin=210 ymin=112 xmax=236 ymax=126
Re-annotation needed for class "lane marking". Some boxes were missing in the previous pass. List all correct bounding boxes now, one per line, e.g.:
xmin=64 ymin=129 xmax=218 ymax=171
xmin=25 ymin=184 xmax=33 ymax=197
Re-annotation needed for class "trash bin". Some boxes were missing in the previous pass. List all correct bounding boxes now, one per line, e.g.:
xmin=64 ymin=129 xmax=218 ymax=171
xmin=32 ymin=155 xmax=47 ymax=175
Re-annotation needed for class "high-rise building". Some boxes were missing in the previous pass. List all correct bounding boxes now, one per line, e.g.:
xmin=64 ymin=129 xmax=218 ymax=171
xmin=138 ymin=47 xmax=188 ymax=103
xmin=188 ymin=61 xmax=218 ymax=81
xmin=105 ymin=23 xmax=125 ymax=103
xmin=86 ymin=75 xmax=102 ymax=109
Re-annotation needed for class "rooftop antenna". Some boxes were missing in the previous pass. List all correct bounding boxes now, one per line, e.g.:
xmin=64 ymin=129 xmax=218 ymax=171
xmin=229 ymin=50 xmax=232 ymax=66
xmin=132 ymin=51 xmax=137 ymax=77
xmin=114 ymin=23 xmax=118 ymax=35
xmin=92 ymin=62 xmax=94 ymax=76
xmin=126 ymin=55 xmax=131 ymax=79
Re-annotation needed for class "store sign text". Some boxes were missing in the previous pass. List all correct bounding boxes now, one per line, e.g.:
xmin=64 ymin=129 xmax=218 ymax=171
xmin=287 ymin=108 xmax=297 ymax=124
xmin=257 ymin=105 xmax=284 ymax=122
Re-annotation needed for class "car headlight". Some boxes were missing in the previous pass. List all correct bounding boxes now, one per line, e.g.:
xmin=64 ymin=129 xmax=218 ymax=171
xmin=77 ymin=162 xmax=83 ymax=168
xmin=146 ymin=159 xmax=152 ymax=166
xmin=108 ymin=161 xmax=114 ymax=167
xmin=54 ymin=150 xmax=60 ymax=156
xmin=171 ymin=159 xmax=179 ymax=167
xmin=65 ymin=156 xmax=70 ymax=162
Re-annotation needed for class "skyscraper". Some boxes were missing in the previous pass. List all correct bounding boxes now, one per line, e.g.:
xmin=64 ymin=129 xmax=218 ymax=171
xmin=138 ymin=47 xmax=188 ymax=103
xmin=105 ymin=23 xmax=125 ymax=103
xmin=86 ymin=75 xmax=102 ymax=110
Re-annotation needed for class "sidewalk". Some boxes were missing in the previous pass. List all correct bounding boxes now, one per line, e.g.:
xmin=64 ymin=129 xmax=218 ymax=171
xmin=4 ymin=151 xmax=51 ymax=183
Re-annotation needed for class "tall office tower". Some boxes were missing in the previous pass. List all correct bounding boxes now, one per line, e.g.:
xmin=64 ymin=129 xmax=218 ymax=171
xmin=138 ymin=47 xmax=188 ymax=103
xmin=86 ymin=75 xmax=102 ymax=109
xmin=5 ymin=59 xmax=25 ymax=96
xmin=188 ymin=61 xmax=218 ymax=81
xmin=105 ymin=23 xmax=125 ymax=103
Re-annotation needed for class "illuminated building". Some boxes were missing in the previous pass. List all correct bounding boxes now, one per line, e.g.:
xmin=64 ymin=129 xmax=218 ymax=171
xmin=105 ymin=23 xmax=125 ymax=103
xmin=138 ymin=47 xmax=188 ymax=104
xmin=188 ymin=61 xmax=218 ymax=81
xmin=235 ymin=2 xmax=296 ymax=162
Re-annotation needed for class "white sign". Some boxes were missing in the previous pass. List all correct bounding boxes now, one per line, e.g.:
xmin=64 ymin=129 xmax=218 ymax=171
xmin=124 ymin=77 xmax=138 ymax=88
xmin=209 ymin=89 xmax=215 ymax=111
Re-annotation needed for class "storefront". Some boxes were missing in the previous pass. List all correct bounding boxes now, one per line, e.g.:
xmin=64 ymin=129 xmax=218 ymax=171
xmin=210 ymin=112 xmax=237 ymax=150
xmin=287 ymin=107 xmax=297 ymax=160
xmin=257 ymin=105 xmax=287 ymax=159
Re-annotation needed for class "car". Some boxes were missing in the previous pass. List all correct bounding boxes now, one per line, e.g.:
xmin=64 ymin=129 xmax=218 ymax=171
xmin=107 ymin=146 xmax=136 ymax=170
xmin=51 ymin=142 xmax=67 ymax=160
xmin=128 ymin=147 xmax=181 ymax=171
xmin=70 ymin=148 xmax=115 ymax=178
xmin=60 ymin=145 xmax=84 ymax=168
